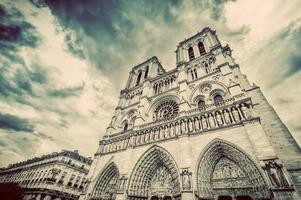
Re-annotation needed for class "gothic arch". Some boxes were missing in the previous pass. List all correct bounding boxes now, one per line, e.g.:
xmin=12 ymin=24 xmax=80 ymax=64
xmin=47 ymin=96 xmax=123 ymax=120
xmin=91 ymin=162 xmax=120 ymax=200
xmin=189 ymin=81 xmax=228 ymax=104
xmin=192 ymin=94 xmax=205 ymax=105
xmin=195 ymin=139 xmax=270 ymax=200
xmin=128 ymin=145 xmax=181 ymax=199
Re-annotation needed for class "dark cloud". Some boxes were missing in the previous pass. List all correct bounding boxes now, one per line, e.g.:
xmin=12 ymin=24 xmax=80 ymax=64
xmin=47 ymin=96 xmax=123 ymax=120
xmin=0 ymin=4 xmax=40 ymax=51
xmin=47 ymin=84 xmax=84 ymax=98
xmin=0 ymin=112 xmax=34 ymax=132
xmin=38 ymin=0 xmax=181 ymax=83
xmin=29 ymin=63 xmax=48 ymax=84
xmin=65 ymin=32 xmax=86 ymax=59
xmin=0 ymin=4 xmax=44 ymax=100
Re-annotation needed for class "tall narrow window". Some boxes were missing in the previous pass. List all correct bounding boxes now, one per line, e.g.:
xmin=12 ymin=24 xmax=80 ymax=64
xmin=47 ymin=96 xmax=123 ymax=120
xmin=214 ymin=94 xmax=224 ymax=106
xmin=190 ymin=70 xmax=194 ymax=80
xmin=198 ymin=42 xmax=206 ymax=56
xmin=136 ymin=71 xmax=142 ymax=86
xmin=194 ymin=68 xmax=198 ymax=79
xmin=188 ymin=47 xmax=195 ymax=60
xmin=123 ymin=121 xmax=128 ymax=131
xmin=144 ymin=66 xmax=149 ymax=79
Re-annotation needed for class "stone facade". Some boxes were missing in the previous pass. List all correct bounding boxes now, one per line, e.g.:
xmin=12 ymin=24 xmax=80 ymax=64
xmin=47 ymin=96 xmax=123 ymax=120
xmin=81 ymin=27 xmax=301 ymax=200
xmin=0 ymin=150 xmax=92 ymax=200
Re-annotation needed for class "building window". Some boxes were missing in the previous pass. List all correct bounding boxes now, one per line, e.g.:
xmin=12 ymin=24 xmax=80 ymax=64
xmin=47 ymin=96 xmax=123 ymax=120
xmin=153 ymin=100 xmax=179 ymax=121
xmin=198 ymin=42 xmax=206 ymax=56
xmin=188 ymin=47 xmax=195 ymax=60
xmin=194 ymin=69 xmax=198 ymax=79
xmin=198 ymin=100 xmax=205 ymax=109
xmin=136 ymin=71 xmax=142 ymax=86
xmin=214 ymin=94 xmax=224 ymax=106
xmin=144 ymin=66 xmax=149 ymax=79
xmin=123 ymin=121 xmax=128 ymax=131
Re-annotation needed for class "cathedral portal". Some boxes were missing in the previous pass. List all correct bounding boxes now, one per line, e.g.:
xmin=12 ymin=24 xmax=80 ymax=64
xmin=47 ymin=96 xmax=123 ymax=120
xmin=196 ymin=140 xmax=270 ymax=199
xmin=128 ymin=146 xmax=181 ymax=200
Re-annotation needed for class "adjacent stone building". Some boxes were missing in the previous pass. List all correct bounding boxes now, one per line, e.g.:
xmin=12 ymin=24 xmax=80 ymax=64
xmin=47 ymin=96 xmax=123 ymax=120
xmin=81 ymin=27 xmax=301 ymax=200
xmin=0 ymin=150 xmax=92 ymax=200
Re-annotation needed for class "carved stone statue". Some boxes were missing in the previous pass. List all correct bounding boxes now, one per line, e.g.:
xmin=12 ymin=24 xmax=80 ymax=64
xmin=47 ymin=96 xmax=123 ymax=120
xmin=241 ymin=103 xmax=252 ymax=119
xmin=266 ymin=161 xmax=289 ymax=188
xmin=182 ymin=170 xmax=191 ymax=190
xmin=194 ymin=118 xmax=201 ymax=130
xmin=215 ymin=112 xmax=223 ymax=126
xmin=118 ymin=176 xmax=127 ymax=192
xmin=201 ymin=116 xmax=208 ymax=129
xmin=180 ymin=121 xmax=186 ymax=134
xmin=232 ymin=108 xmax=240 ymax=122
xmin=208 ymin=114 xmax=216 ymax=128
xmin=223 ymin=110 xmax=231 ymax=124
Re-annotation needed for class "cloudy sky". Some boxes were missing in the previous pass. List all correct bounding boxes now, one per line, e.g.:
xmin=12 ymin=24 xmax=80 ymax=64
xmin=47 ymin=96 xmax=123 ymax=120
xmin=0 ymin=0 xmax=301 ymax=167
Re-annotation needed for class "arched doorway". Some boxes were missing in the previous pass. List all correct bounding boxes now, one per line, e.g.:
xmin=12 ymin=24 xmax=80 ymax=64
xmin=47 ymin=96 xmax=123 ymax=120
xmin=218 ymin=196 xmax=232 ymax=200
xmin=196 ymin=139 xmax=270 ymax=200
xmin=90 ymin=162 xmax=120 ymax=200
xmin=128 ymin=146 xmax=181 ymax=200
xmin=236 ymin=196 xmax=253 ymax=200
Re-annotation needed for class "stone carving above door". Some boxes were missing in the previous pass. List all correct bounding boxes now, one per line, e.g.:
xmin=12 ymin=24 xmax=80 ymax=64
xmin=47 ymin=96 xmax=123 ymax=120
xmin=212 ymin=158 xmax=250 ymax=188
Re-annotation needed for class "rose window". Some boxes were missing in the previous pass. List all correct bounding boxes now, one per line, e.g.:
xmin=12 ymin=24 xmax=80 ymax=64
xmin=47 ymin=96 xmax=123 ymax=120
xmin=153 ymin=100 xmax=179 ymax=121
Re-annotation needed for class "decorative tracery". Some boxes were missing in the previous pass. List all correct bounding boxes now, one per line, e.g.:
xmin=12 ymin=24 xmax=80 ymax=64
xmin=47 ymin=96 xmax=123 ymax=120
xmin=153 ymin=100 xmax=179 ymax=121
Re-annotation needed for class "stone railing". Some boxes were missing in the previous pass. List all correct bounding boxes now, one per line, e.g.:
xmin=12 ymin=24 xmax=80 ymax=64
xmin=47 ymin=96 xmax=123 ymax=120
xmin=98 ymin=95 xmax=254 ymax=155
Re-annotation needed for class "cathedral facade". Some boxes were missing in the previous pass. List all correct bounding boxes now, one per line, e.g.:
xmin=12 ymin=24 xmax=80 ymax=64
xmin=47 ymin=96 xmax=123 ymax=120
xmin=81 ymin=27 xmax=301 ymax=200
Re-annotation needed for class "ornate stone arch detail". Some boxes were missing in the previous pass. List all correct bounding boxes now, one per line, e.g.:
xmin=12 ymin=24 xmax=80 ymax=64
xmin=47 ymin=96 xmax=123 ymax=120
xmin=127 ymin=145 xmax=181 ymax=198
xmin=91 ymin=162 xmax=120 ymax=200
xmin=195 ymin=139 xmax=270 ymax=199
xmin=147 ymin=95 xmax=180 ymax=121
xmin=189 ymin=81 xmax=228 ymax=103
xmin=148 ymin=95 xmax=180 ymax=112
xmin=209 ymin=88 xmax=226 ymax=100
xmin=192 ymin=94 xmax=205 ymax=105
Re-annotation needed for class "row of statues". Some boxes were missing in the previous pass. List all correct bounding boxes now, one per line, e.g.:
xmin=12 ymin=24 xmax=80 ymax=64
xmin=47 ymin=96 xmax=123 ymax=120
xmin=101 ymin=103 xmax=253 ymax=154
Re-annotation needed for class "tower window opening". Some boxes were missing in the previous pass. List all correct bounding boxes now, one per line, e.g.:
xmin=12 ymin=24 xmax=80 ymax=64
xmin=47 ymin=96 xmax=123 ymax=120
xmin=198 ymin=42 xmax=206 ymax=56
xmin=136 ymin=71 xmax=142 ymax=86
xmin=144 ymin=66 xmax=149 ymax=79
xmin=188 ymin=47 xmax=195 ymax=61
xmin=214 ymin=94 xmax=224 ymax=106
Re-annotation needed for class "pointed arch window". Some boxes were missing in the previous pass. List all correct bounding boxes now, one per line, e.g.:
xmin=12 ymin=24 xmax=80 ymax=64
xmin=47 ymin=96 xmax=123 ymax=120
xmin=188 ymin=47 xmax=195 ymax=61
xmin=214 ymin=94 xmax=224 ymax=106
xmin=198 ymin=42 xmax=206 ymax=56
xmin=144 ymin=66 xmax=149 ymax=79
xmin=136 ymin=71 xmax=142 ymax=86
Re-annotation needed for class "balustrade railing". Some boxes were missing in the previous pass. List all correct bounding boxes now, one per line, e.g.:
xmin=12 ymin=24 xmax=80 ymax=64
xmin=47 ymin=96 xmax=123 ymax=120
xmin=98 ymin=95 xmax=254 ymax=155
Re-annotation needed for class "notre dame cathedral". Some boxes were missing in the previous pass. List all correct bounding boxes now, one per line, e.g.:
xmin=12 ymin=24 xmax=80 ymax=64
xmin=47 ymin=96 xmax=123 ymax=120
xmin=80 ymin=27 xmax=301 ymax=200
